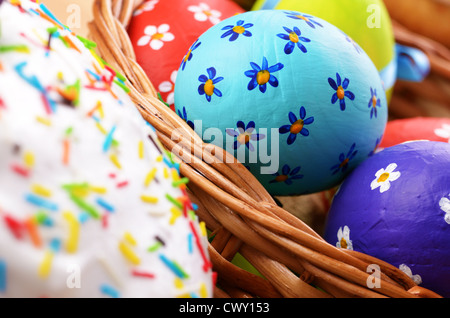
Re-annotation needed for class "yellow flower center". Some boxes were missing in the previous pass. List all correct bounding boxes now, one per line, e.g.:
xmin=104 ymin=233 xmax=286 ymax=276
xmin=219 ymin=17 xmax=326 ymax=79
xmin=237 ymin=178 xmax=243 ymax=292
xmin=372 ymin=96 xmax=378 ymax=108
xmin=203 ymin=10 xmax=212 ymax=16
xmin=151 ymin=33 xmax=164 ymax=40
xmin=237 ymin=133 xmax=251 ymax=145
xmin=232 ymin=25 xmax=245 ymax=34
xmin=340 ymin=237 xmax=348 ymax=249
xmin=256 ymin=70 xmax=270 ymax=85
xmin=184 ymin=50 xmax=192 ymax=63
xmin=204 ymin=79 xmax=215 ymax=96
xmin=290 ymin=119 xmax=304 ymax=135
xmin=275 ymin=175 xmax=289 ymax=183
xmin=339 ymin=158 xmax=349 ymax=168
xmin=296 ymin=15 xmax=310 ymax=22
xmin=289 ymin=31 xmax=299 ymax=43
xmin=337 ymin=86 xmax=345 ymax=100
xmin=377 ymin=172 xmax=390 ymax=183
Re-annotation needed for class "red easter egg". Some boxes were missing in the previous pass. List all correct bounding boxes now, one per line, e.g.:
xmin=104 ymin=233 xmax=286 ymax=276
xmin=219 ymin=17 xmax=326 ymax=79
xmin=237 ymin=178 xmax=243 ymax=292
xmin=379 ymin=117 xmax=450 ymax=148
xmin=128 ymin=0 xmax=245 ymax=110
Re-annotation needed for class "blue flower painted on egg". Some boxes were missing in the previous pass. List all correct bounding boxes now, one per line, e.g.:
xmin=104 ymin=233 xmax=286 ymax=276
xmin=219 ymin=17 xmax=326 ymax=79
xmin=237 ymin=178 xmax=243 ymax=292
xmin=368 ymin=87 xmax=382 ymax=119
xmin=244 ymin=56 xmax=284 ymax=93
xmin=270 ymin=164 xmax=304 ymax=185
xmin=284 ymin=11 xmax=323 ymax=29
xmin=180 ymin=40 xmax=201 ymax=71
xmin=226 ymin=120 xmax=265 ymax=151
xmin=328 ymin=73 xmax=355 ymax=111
xmin=221 ymin=20 xmax=253 ymax=42
xmin=198 ymin=67 xmax=223 ymax=102
xmin=177 ymin=106 xmax=195 ymax=130
xmin=330 ymin=142 xmax=358 ymax=175
xmin=277 ymin=26 xmax=310 ymax=54
xmin=279 ymin=106 xmax=314 ymax=145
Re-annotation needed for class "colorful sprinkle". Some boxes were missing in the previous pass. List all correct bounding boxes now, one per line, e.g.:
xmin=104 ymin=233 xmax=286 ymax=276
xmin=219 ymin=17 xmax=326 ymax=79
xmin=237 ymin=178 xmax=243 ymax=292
xmin=0 ymin=261 xmax=6 ymax=292
xmin=23 ymin=151 xmax=34 ymax=168
xmin=49 ymin=238 xmax=61 ymax=252
xmin=10 ymin=163 xmax=30 ymax=177
xmin=138 ymin=141 xmax=144 ymax=159
xmin=0 ymin=44 xmax=30 ymax=53
xmin=31 ymin=184 xmax=52 ymax=197
xmin=62 ymin=139 xmax=70 ymax=165
xmin=36 ymin=116 xmax=51 ymax=126
xmin=189 ymin=221 xmax=212 ymax=272
xmin=109 ymin=154 xmax=121 ymax=169
xmin=169 ymin=207 xmax=182 ymax=225
xmin=25 ymin=193 xmax=59 ymax=211
xmin=123 ymin=232 xmax=137 ymax=246
xmin=172 ymin=177 xmax=189 ymax=188
xmin=34 ymin=211 xmax=53 ymax=227
xmin=187 ymin=233 xmax=193 ymax=254
xmin=68 ymin=193 xmax=100 ymax=219
xmin=199 ymin=283 xmax=208 ymax=298
xmin=199 ymin=221 xmax=207 ymax=237
xmin=144 ymin=168 xmax=157 ymax=187
xmin=38 ymin=250 xmax=53 ymax=278
xmin=140 ymin=195 xmax=159 ymax=204
xmin=174 ymin=277 xmax=184 ymax=289
xmin=116 ymin=180 xmax=129 ymax=188
xmin=96 ymin=197 xmax=115 ymax=212
xmin=86 ymin=100 xmax=102 ymax=117
xmin=103 ymin=125 xmax=116 ymax=153
xmin=76 ymin=35 xmax=97 ymax=50
xmin=63 ymin=212 xmax=79 ymax=253
xmin=159 ymin=254 xmax=189 ymax=279
xmin=24 ymin=217 xmax=42 ymax=247
xmin=100 ymin=284 xmax=120 ymax=298
xmin=147 ymin=241 xmax=162 ymax=252
xmin=118 ymin=241 xmax=140 ymax=265
xmin=163 ymin=167 xmax=170 ymax=179
xmin=165 ymin=194 xmax=183 ymax=210
xmin=90 ymin=186 xmax=107 ymax=194
xmin=131 ymin=269 xmax=155 ymax=279
xmin=3 ymin=214 xmax=24 ymax=239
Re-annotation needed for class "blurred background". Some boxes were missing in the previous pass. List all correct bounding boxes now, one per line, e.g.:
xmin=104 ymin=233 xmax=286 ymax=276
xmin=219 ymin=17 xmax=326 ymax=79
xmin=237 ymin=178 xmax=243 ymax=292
xmin=41 ymin=0 xmax=93 ymax=37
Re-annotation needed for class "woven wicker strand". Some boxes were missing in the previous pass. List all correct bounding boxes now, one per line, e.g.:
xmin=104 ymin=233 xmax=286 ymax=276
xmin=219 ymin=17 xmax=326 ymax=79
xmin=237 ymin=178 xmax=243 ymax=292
xmin=88 ymin=0 xmax=443 ymax=298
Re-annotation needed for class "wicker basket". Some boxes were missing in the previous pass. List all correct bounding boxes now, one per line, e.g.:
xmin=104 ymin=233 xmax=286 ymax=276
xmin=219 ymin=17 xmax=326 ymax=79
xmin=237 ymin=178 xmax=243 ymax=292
xmin=87 ymin=0 xmax=445 ymax=298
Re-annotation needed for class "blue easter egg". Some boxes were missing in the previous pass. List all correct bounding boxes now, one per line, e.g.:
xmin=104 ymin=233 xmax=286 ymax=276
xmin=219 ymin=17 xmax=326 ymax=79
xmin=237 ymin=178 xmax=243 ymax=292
xmin=174 ymin=10 xmax=387 ymax=195
xmin=324 ymin=141 xmax=450 ymax=297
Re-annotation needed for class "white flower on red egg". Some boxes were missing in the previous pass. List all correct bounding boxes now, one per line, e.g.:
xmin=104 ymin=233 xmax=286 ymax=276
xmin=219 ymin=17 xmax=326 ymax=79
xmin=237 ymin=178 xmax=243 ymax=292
xmin=336 ymin=225 xmax=353 ymax=250
xmin=158 ymin=70 xmax=177 ymax=106
xmin=137 ymin=24 xmax=174 ymax=50
xmin=370 ymin=163 xmax=401 ymax=193
xmin=434 ymin=124 xmax=450 ymax=143
xmin=188 ymin=3 xmax=221 ymax=25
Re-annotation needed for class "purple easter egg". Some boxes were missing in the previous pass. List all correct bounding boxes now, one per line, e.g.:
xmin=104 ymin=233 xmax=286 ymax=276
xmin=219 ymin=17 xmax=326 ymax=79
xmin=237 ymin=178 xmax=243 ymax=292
xmin=323 ymin=140 xmax=450 ymax=297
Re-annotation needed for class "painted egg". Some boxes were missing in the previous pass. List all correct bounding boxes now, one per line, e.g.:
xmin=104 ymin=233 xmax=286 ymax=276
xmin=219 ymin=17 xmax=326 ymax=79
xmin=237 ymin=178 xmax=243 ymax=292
xmin=379 ymin=117 xmax=450 ymax=149
xmin=251 ymin=0 xmax=397 ymax=101
xmin=174 ymin=10 xmax=388 ymax=196
xmin=127 ymin=0 xmax=245 ymax=110
xmin=323 ymin=141 xmax=450 ymax=297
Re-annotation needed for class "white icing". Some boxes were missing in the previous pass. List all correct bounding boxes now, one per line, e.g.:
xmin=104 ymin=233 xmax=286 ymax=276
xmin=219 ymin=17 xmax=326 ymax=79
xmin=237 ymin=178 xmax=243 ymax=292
xmin=0 ymin=0 xmax=212 ymax=298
